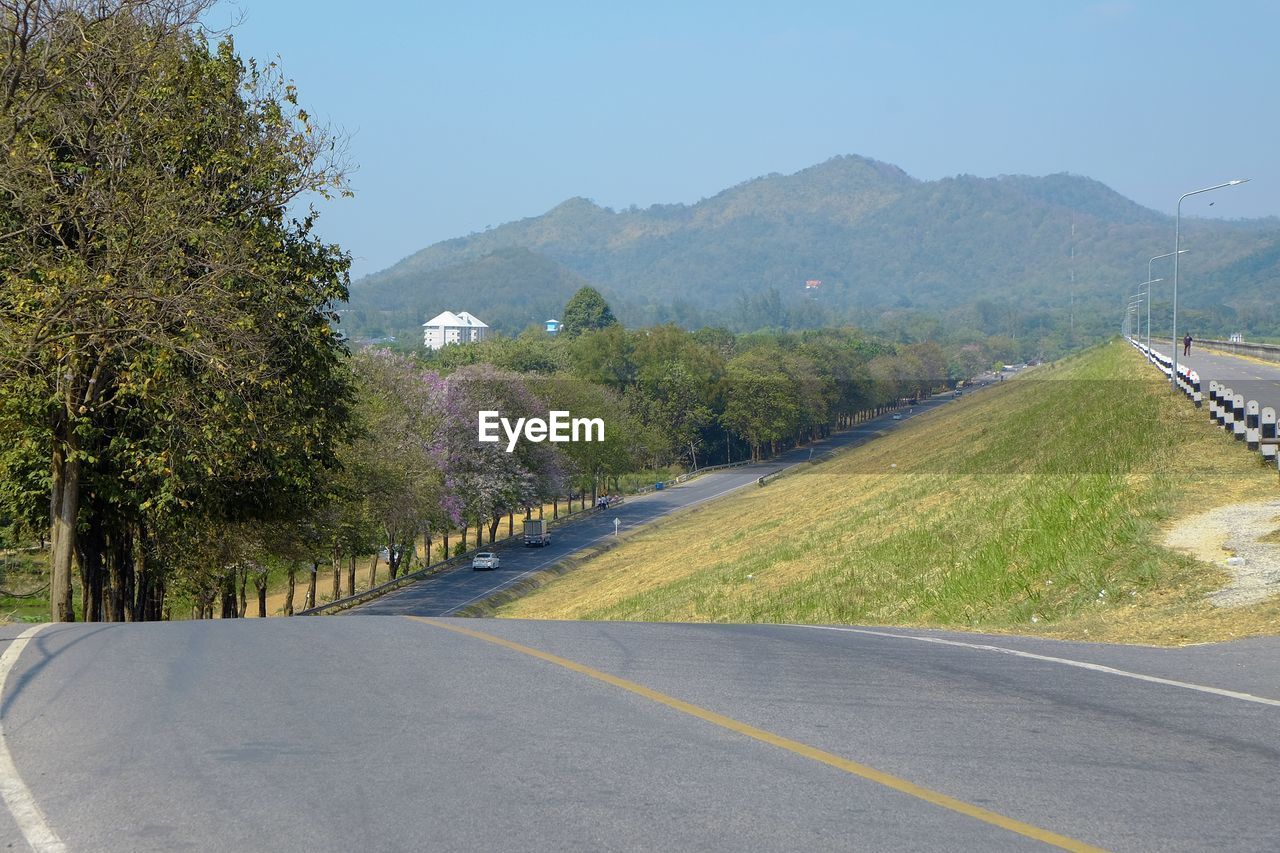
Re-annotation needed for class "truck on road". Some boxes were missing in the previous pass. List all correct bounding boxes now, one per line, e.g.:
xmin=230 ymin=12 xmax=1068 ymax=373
xmin=523 ymin=518 xmax=551 ymax=547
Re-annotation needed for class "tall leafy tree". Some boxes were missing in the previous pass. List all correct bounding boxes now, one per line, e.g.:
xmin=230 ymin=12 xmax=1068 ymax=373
xmin=560 ymin=286 xmax=618 ymax=337
xmin=0 ymin=2 xmax=353 ymax=620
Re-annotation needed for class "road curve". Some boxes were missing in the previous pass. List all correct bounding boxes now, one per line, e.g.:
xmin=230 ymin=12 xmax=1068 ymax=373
xmin=353 ymin=391 xmax=963 ymax=617
xmin=1 ymin=617 xmax=1278 ymax=852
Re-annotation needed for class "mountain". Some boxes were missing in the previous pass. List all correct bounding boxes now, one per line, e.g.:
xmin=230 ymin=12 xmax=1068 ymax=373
xmin=345 ymin=154 xmax=1279 ymax=344
xmin=342 ymin=248 xmax=595 ymax=342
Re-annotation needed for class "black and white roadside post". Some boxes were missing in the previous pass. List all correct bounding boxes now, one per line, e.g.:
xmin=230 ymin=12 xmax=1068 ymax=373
xmin=1191 ymin=371 xmax=1202 ymax=408
xmin=1261 ymin=407 xmax=1277 ymax=466
xmin=1233 ymin=394 xmax=1247 ymax=441
xmin=1246 ymin=400 xmax=1261 ymax=451
xmin=1208 ymin=381 xmax=1220 ymax=422
xmin=1222 ymin=387 xmax=1235 ymax=430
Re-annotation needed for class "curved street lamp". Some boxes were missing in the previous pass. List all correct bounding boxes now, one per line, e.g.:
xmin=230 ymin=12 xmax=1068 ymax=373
xmin=1147 ymin=250 xmax=1186 ymax=355
xmin=1171 ymin=180 xmax=1249 ymax=386
xmin=1139 ymin=278 xmax=1163 ymax=354
xmin=1126 ymin=294 xmax=1144 ymax=338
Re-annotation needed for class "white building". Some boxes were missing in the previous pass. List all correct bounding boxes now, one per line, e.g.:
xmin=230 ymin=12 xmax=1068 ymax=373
xmin=422 ymin=310 xmax=490 ymax=350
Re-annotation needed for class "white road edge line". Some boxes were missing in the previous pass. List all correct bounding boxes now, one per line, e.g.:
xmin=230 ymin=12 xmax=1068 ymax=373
xmin=0 ymin=624 xmax=66 ymax=853
xmin=794 ymin=625 xmax=1280 ymax=708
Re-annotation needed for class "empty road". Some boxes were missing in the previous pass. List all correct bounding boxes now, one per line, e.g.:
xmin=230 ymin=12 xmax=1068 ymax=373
xmin=1 ymin=617 xmax=1277 ymax=851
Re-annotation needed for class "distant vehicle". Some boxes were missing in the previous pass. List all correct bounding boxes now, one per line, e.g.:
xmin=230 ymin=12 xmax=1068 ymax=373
xmin=523 ymin=518 xmax=550 ymax=547
xmin=892 ymin=414 xmax=903 ymax=420
xmin=471 ymin=552 xmax=500 ymax=571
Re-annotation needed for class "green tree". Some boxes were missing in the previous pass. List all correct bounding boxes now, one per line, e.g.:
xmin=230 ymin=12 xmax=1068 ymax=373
xmin=561 ymin=286 xmax=618 ymax=337
xmin=0 ymin=2 xmax=353 ymax=620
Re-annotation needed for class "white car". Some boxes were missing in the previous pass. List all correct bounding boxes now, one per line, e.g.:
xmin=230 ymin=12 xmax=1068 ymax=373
xmin=471 ymin=552 xmax=500 ymax=571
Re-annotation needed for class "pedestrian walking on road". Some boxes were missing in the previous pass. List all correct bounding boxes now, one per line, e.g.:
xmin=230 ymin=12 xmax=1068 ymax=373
xmin=1183 ymin=334 xmax=1193 ymax=356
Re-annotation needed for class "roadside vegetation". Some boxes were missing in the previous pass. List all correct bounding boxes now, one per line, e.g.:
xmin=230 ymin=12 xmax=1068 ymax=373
xmin=0 ymin=2 xmax=1098 ymax=625
xmin=498 ymin=341 xmax=1280 ymax=644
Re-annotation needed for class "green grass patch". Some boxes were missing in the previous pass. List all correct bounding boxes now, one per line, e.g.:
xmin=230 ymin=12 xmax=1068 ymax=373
xmin=498 ymin=341 xmax=1280 ymax=644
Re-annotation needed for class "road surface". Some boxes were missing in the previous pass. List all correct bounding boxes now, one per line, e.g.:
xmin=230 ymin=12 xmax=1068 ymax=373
xmin=1167 ymin=341 xmax=1280 ymax=413
xmin=353 ymin=390 xmax=965 ymax=617
xmin=1 ymin=617 xmax=1277 ymax=852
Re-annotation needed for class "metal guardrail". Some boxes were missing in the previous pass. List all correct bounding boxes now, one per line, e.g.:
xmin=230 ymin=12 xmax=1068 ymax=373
xmin=1198 ymin=337 xmax=1280 ymax=362
xmin=627 ymin=460 xmax=753 ymax=497
xmin=1147 ymin=336 xmax=1280 ymax=363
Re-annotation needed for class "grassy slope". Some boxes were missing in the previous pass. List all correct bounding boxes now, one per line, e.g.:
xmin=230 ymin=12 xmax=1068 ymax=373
xmin=499 ymin=341 xmax=1280 ymax=644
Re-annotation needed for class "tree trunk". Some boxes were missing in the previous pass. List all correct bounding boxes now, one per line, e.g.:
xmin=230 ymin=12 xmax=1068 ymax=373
xmin=460 ymin=525 xmax=468 ymax=553
xmin=508 ymin=511 xmax=513 ymax=538
xmin=442 ymin=530 xmax=450 ymax=561
xmin=347 ymin=554 xmax=356 ymax=596
xmin=305 ymin=561 xmax=318 ymax=609
xmin=127 ymin=523 xmax=144 ymax=622
xmin=255 ymin=570 xmax=268 ymax=618
xmin=331 ymin=548 xmax=341 ymax=601
xmin=369 ymin=551 xmax=379 ymax=587
xmin=77 ymin=511 xmax=105 ymax=622
xmin=220 ymin=568 xmax=237 ymax=618
xmin=49 ymin=443 xmax=80 ymax=622
xmin=105 ymin=530 xmax=126 ymax=622
xmin=237 ymin=565 xmax=248 ymax=617
xmin=284 ymin=564 xmax=297 ymax=616
xmin=552 ymin=497 xmax=558 ymax=520
xmin=489 ymin=515 xmax=501 ymax=544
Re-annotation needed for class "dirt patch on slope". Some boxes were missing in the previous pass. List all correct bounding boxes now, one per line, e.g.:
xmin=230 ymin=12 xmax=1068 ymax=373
xmin=1165 ymin=500 xmax=1280 ymax=606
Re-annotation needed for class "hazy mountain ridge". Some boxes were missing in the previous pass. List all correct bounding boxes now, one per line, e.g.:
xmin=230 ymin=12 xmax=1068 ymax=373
xmin=347 ymin=154 xmax=1278 ymax=341
xmin=343 ymin=247 xmax=594 ymax=340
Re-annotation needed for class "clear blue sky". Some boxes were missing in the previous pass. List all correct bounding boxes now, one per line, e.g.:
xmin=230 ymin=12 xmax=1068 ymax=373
xmin=208 ymin=1 xmax=1279 ymax=279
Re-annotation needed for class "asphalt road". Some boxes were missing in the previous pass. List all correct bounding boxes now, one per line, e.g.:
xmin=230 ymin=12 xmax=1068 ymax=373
xmin=1 ymin=617 xmax=1277 ymax=852
xmin=354 ymin=390 xmax=966 ymax=617
xmin=1161 ymin=341 xmax=1280 ymax=413
xmin=5 ymin=358 xmax=1276 ymax=851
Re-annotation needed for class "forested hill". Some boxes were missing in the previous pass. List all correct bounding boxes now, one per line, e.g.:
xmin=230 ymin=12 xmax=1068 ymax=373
xmin=345 ymin=154 xmax=1280 ymax=344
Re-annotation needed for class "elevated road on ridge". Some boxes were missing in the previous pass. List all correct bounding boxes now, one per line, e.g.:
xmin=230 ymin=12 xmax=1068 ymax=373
xmin=1169 ymin=342 xmax=1280 ymax=413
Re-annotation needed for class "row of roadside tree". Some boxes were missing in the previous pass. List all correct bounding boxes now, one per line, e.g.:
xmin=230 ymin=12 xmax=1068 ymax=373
xmin=0 ymin=2 xmax=1019 ymax=621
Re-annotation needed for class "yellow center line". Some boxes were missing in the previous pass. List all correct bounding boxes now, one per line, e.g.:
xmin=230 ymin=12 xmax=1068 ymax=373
xmin=408 ymin=617 xmax=1108 ymax=852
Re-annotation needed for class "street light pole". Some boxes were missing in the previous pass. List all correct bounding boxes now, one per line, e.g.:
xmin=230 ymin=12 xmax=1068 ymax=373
xmin=1138 ymin=278 xmax=1163 ymax=352
xmin=1147 ymin=250 xmax=1186 ymax=356
xmin=1126 ymin=295 xmax=1143 ymax=339
xmin=1171 ymin=180 xmax=1248 ymax=386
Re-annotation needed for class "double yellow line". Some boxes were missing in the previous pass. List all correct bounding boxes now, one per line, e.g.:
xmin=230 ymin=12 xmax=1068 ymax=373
xmin=409 ymin=617 xmax=1106 ymax=852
